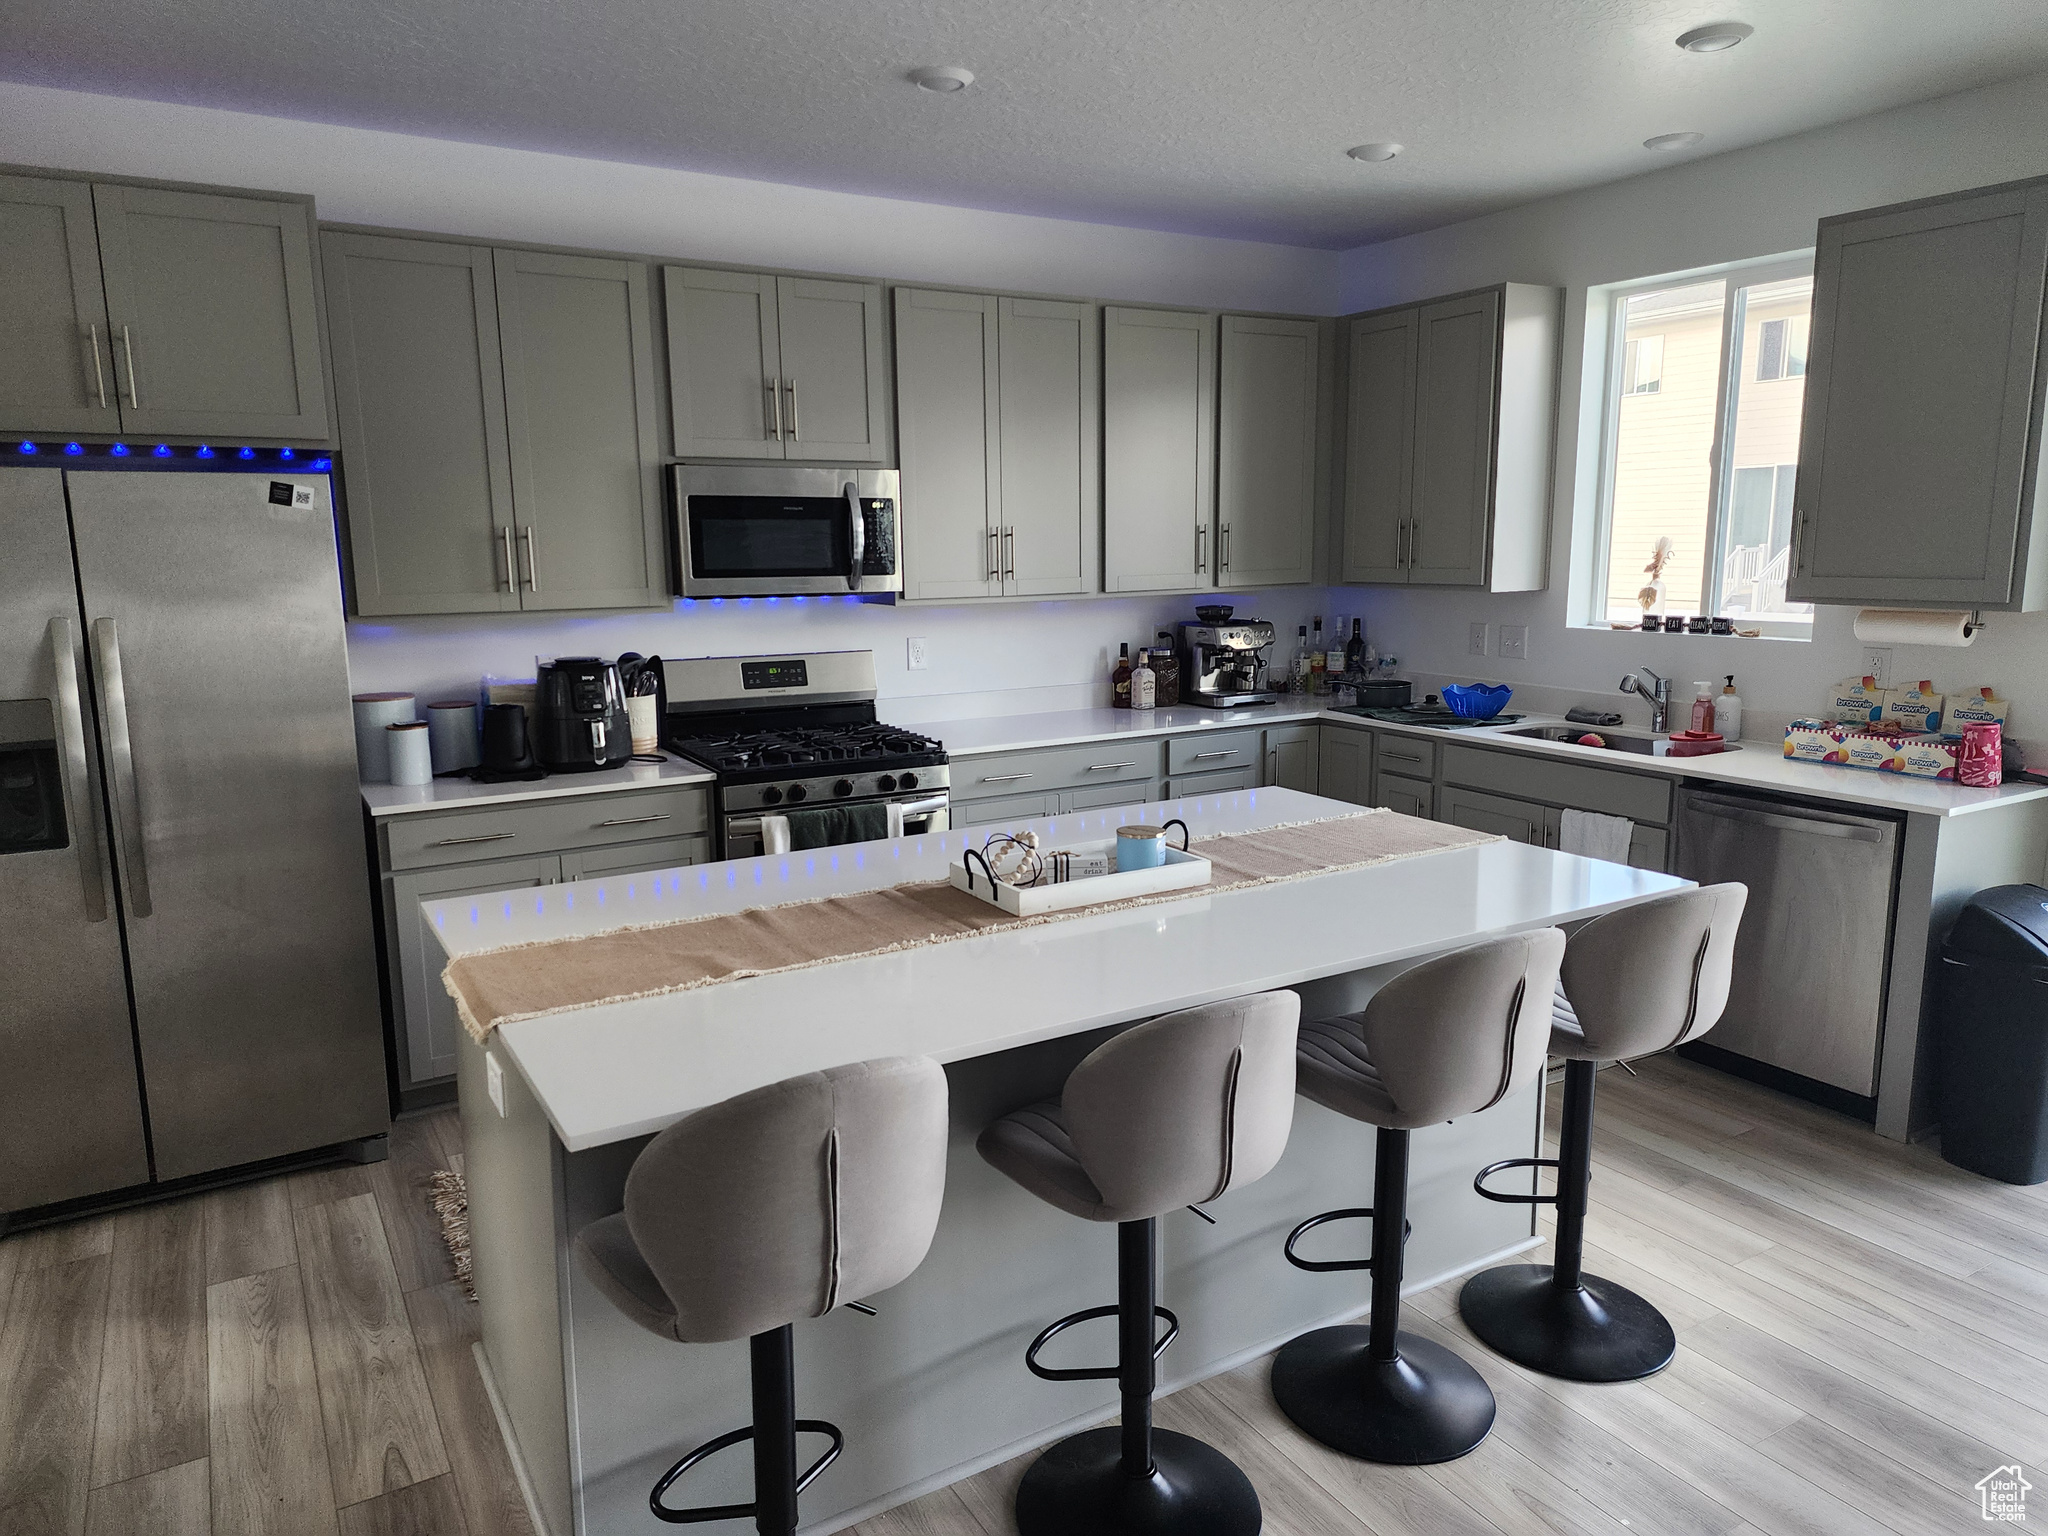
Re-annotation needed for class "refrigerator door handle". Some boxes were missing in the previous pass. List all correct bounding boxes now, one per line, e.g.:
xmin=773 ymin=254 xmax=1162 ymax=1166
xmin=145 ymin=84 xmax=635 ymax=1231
xmin=90 ymin=616 xmax=153 ymax=918
xmin=48 ymin=617 xmax=109 ymax=922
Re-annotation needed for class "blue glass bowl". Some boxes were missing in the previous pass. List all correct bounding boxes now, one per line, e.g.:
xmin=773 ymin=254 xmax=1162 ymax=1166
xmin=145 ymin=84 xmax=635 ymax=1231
xmin=1442 ymin=683 xmax=1513 ymax=719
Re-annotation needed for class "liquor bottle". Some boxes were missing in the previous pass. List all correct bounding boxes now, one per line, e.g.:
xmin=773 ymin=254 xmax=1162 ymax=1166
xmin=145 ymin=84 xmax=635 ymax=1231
xmin=1293 ymin=626 xmax=1311 ymax=693
xmin=1111 ymin=643 xmax=1133 ymax=709
xmin=1344 ymin=618 xmax=1366 ymax=677
xmin=1309 ymin=618 xmax=1327 ymax=695
xmin=1131 ymin=651 xmax=1156 ymax=710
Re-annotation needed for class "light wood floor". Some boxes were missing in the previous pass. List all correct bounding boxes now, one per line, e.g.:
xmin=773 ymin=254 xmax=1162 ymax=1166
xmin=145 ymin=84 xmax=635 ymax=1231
xmin=5 ymin=1052 xmax=2045 ymax=1535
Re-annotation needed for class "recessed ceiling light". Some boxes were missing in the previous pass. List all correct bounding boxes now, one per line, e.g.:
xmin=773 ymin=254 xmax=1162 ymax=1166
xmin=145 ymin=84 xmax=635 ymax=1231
xmin=1644 ymin=132 xmax=1705 ymax=152
xmin=909 ymin=65 xmax=975 ymax=93
xmin=1346 ymin=142 xmax=1403 ymax=163
xmin=1676 ymin=22 xmax=1754 ymax=52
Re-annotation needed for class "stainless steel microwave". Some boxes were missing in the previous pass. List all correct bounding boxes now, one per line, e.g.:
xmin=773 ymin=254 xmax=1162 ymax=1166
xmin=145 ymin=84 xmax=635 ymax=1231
xmin=671 ymin=465 xmax=901 ymax=598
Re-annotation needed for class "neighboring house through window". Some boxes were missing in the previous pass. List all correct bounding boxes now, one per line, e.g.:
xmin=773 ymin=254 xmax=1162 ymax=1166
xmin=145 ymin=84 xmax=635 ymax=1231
xmin=1624 ymin=334 xmax=1664 ymax=395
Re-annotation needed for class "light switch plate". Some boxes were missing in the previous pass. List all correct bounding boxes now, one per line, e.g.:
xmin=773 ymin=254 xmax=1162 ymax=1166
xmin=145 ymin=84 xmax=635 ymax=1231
xmin=907 ymin=637 xmax=929 ymax=671
xmin=1468 ymin=623 xmax=1490 ymax=657
xmin=486 ymin=1050 xmax=506 ymax=1118
xmin=1862 ymin=646 xmax=1892 ymax=687
xmin=1499 ymin=625 xmax=1529 ymax=661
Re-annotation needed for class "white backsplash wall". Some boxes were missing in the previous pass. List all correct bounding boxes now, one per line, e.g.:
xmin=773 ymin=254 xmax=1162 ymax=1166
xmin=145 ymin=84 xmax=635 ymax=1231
xmin=343 ymin=588 xmax=1358 ymax=725
xmin=1336 ymin=67 xmax=2048 ymax=759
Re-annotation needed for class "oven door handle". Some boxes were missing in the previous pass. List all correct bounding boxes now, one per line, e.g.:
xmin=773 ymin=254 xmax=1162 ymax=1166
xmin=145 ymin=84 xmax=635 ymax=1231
xmin=845 ymin=481 xmax=865 ymax=593
xmin=888 ymin=795 xmax=950 ymax=839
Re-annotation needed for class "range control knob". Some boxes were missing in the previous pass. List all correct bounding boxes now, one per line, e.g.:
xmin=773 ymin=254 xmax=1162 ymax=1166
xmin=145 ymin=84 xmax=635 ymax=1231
xmin=898 ymin=772 xmax=919 ymax=790
xmin=833 ymin=779 xmax=854 ymax=798
xmin=760 ymin=786 xmax=783 ymax=805
xmin=786 ymin=783 xmax=808 ymax=803
xmin=875 ymin=774 xmax=897 ymax=793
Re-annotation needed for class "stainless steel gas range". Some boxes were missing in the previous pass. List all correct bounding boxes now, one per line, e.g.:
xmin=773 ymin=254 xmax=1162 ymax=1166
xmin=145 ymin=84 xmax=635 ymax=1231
xmin=657 ymin=650 xmax=949 ymax=858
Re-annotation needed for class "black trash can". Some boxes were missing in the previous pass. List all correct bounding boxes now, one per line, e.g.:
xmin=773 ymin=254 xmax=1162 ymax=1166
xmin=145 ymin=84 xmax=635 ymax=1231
xmin=1938 ymin=884 xmax=2048 ymax=1184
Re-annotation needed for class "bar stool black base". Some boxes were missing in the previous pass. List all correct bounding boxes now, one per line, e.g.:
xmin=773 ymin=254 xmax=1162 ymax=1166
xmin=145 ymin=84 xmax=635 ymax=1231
xmin=1458 ymin=1265 xmax=1675 ymax=1382
xmin=1014 ymin=1427 xmax=1262 ymax=1536
xmin=1270 ymin=1326 xmax=1495 ymax=1466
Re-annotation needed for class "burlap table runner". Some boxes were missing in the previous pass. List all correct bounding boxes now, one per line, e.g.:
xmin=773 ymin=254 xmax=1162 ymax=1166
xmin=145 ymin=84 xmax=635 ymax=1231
xmin=444 ymin=810 xmax=1498 ymax=1041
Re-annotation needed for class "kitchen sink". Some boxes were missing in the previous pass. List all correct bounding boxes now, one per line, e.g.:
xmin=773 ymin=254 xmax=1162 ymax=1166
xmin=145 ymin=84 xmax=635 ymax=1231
xmin=1498 ymin=724 xmax=1742 ymax=757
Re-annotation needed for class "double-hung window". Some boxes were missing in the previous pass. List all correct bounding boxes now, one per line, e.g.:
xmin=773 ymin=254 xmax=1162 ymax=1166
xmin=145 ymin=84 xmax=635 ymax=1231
xmin=1590 ymin=257 xmax=1816 ymax=636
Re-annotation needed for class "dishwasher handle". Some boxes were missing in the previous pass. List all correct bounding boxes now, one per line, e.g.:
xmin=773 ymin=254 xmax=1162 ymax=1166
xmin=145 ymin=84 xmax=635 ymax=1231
xmin=1682 ymin=792 xmax=1889 ymax=842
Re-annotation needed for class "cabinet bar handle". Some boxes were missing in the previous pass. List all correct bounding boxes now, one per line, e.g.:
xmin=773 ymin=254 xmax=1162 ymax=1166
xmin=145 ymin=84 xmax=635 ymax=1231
xmin=500 ymin=526 xmax=516 ymax=591
xmin=785 ymin=379 xmax=800 ymax=440
xmin=979 ymin=772 xmax=1034 ymax=783
xmin=120 ymin=325 xmax=139 ymax=408
xmin=1196 ymin=524 xmax=1208 ymax=572
xmin=521 ymin=526 xmax=538 ymax=591
xmin=767 ymin=377 xmax=783 ymax=439
xmin=1190 ymin=750 xmax=1232 ymax=761
xmin=987 ymin=526 xmax=1002 ymax=582
xmin=1003 ymin=525 xmax=1015 ymax=580
xmin=1084 ymin=762 xmax=1132 ymax=772
xmin=596 ymin=813 xmax=671 ymax=827
xmin=1220 ymin=522 xmax=1231 ymax=570
xmin=430 ymin=832 xmax=517 ymax=846
xmin=1790 ymin=508 xmax=1806 ymax=574
xmin=87 ymin=323 xmax=107 ymax=409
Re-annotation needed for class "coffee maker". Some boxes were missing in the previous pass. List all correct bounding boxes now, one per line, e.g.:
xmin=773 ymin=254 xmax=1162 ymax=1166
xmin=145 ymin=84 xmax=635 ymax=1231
xmin=1177 ymin=620 xmax=1280 ymax=707
xmin=535 ymin=657 xmax=631 ymax=771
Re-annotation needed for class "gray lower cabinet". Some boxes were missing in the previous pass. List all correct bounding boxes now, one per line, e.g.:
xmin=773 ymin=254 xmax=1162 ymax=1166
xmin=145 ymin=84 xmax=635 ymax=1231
xmin=1317 ymin=725 xmax=1373 ymax=805
xmin=894 ymin=290 xmax=1099 ymax=600
xmin=1263 ymin=724 xmax=1319 ymax=794
xmin=1436 ymin=743 xmax=1672 ymax=871
xmin=1791 ymin=175 xmax=2048 ymax=611
xmin=1103 ymin=306 xmax=1216 ymax=592
xmin=378 ymin=788 xmax=711 ymax=1094
xmin=0 ymin=172 xmax=327 ymax=440
xmin=496 ymin=249 xmax=665 ymax=610
xmin=1438 ymin=784 xmax=1551 ymax=847
xmin=1340 ymin=284 xmax=1557 ymax=591
xmin=1167 ymin=766 xmax=1258 ymax=797
xmin=1217 ymin=315 xmax=1321 ymax=588
xmin=326 ymin=235 xmax=519 ymax=614
xmin=1374 ymin=772 xmax=1433 ymax=819
xmin=951 ymin=790 xmax=1058 ymax=827
xmin=664 ymin=266 xmax=890 ymax=463
xmin=328 ymin=234 xmax=665 ymax=615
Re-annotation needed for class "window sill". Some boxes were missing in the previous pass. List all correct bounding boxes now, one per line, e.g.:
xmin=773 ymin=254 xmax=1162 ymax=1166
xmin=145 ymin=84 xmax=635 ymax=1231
xmin=1578 ymin=621 xmax=1813 ymax=644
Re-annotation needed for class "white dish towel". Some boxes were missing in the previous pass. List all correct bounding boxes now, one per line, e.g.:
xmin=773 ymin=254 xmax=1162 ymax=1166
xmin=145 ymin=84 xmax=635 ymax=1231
xmin=1559 ymin=808 xmax=1634 ymax=863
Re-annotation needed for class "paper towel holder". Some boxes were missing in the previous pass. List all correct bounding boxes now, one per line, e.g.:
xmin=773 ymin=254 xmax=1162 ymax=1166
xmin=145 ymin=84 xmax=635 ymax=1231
xmin=1851 ymin=607 xmax=1987 ymax=646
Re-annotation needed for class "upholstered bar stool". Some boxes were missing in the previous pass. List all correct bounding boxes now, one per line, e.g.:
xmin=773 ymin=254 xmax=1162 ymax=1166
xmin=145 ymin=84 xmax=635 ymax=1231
xmin=1461 ymin=884 xmax=1747 ymax=1383
xmin=978 ymin=992 xmax=1300 ymax=1536
xmin=574 ymin=1056 xmax=948 ymax=1533
xmin=1274 ymin=929 xmax=1566 ymax=1465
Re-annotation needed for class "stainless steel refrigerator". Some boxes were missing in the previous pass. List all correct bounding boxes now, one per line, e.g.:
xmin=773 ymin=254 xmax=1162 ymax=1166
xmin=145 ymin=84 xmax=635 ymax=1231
xmin=2 ymin=462 xmax=387 ymax=1216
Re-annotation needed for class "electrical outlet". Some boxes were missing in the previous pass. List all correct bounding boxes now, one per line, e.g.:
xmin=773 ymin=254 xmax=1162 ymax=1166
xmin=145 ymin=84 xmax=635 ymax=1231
xmin=906 ymin=637 xmax=929 ymax=671
xmin=1499 ymin=625 xmax=1530 ymax=661
xmin=1862 ymin=646 xmax=1892 ymax=687
xmin=1468 ymin=622 xmax=1490 ymax=657
xmin=485 ymin=1051 xmax=506 ymax=1118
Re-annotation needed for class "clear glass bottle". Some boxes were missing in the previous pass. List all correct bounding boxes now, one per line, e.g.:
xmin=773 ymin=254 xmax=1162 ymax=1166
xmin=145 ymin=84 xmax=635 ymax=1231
xmin=1309 ymin=618 xmax=1328 ymax=695
xmin=1131 ymin=651 xmax=1156 ymax=710
xmin=1291 ymin=626 xmax=1310 ymax=693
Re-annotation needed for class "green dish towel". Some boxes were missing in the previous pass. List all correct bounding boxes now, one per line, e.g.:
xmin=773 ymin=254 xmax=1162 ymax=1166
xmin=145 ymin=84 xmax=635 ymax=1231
xmin=784 ymin=802 xmax=891 ymax=850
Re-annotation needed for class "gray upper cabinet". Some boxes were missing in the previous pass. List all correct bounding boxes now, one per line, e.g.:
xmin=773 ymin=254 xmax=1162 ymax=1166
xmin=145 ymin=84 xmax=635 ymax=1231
xmin=326 ymin=234 xmax=519 ymax=615
xmin=1339 ymin=283 xmax=1557 ymax=591
xmin=1218 ymin=314 xmax=1319 ymax=588
xmin=497 ymin=249 xmax=665 ymax=610
xmin=1103 ymin=306 xmax=1216 ymax=593
xmin=1790 ymin=175 xmax=2048 ymax=612
xmin=894 ymin=288 xmax=1097 ymax=601
xmin=665 ymin=266 xmax=890 ymax=463
xmin=91 ymin=183 xmax=329 ymax=441
xmin=0 ymin=173 xmax=113 ymax=435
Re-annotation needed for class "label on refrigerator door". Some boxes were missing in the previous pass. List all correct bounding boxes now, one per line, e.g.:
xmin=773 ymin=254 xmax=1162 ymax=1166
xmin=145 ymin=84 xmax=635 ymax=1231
xmin=267 ymin=481 xmax=316 ymax=509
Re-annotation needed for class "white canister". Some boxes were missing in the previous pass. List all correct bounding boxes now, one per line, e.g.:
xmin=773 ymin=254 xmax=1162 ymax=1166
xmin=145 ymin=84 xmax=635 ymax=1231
xmin=386 ymin=721 xmax=433 ymax=786
xmin=426 ymin=699 xmax=480 ymax=774
xmin=627 ymin=694 xmax=660 ymax=755
xmin=352 ymin=692 xmax=416 ymax=782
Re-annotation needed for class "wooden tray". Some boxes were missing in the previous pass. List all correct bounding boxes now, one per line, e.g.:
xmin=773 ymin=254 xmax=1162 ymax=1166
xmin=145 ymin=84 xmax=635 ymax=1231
xmin=950 ymin=840 xmax=1211 ymax=916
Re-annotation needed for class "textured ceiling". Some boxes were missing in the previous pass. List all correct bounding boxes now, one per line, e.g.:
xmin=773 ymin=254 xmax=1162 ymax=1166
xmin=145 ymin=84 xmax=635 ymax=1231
xmin=7 ymin=0 xmax=2048 ymax=249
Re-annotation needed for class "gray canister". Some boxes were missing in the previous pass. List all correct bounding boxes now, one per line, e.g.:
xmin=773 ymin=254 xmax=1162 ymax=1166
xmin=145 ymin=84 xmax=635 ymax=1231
xmin=426 ymin=699 xmax=481 ymax=774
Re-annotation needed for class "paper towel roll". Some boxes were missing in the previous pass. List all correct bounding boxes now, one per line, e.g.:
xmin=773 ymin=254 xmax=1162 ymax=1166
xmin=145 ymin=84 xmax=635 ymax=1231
xmin=1853 ymin=609 xmax=1977 ymax=647
xmin=426 ymin=699 xmax=480 ymax=774
xmin=352 ymin=692 xmax=416 ymax=782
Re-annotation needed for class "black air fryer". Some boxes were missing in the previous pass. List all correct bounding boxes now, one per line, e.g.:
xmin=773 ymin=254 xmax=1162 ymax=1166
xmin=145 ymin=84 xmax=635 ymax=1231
xmin=535 ymin=657 xmax=630 ymax=772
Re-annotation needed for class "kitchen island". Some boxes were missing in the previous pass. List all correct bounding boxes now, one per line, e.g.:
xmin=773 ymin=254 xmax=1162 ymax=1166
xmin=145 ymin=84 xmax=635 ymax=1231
xmin=437 ymin=787 xmax=1687 ymax=1536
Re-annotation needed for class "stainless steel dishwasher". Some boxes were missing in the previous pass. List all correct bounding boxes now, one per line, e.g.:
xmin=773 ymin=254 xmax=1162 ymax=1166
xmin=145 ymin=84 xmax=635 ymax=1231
xmin=1674 ymin=786 xmax=1903 ymax=1106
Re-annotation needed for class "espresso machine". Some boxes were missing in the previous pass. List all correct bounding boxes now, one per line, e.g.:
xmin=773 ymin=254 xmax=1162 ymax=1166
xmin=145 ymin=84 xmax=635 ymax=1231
xmin=1177 ymin=619 xmax=1280 ymax=708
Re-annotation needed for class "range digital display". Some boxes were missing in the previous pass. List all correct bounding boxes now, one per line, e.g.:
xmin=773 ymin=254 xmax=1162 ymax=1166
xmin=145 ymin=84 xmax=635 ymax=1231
xmin=741 ymin=659 xmax=809 ymax=691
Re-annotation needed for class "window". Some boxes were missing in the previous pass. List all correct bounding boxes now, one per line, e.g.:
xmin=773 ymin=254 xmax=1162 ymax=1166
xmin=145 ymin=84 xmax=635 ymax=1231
xmin=1623 ymin=335 xmax=1664 ymax=395
xmin=1591 ymin=259 xmax=1816 ymax=636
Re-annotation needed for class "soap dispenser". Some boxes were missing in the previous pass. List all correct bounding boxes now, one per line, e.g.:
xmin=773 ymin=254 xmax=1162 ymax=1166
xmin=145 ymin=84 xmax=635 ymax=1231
xmin=1689 ymin=681 xmax=1717 ymax=735
xmin=1718 ymin=676 xmax=1744 ymax=741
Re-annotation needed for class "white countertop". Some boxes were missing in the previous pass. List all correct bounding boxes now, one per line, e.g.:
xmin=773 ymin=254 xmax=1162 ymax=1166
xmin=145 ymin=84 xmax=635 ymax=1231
xmin=930 ymin=702 xmax=2048 ymax=820
xmin=431 ymin=787 xmax=1687 ymax=1151
xmin=360 ymin=756 xmax=714 ymax=817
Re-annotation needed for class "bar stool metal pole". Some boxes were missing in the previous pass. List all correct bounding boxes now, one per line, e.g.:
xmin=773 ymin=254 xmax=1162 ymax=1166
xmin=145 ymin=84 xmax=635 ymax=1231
xmin=1118 ymin=1220 xmax=1156 ymax=1479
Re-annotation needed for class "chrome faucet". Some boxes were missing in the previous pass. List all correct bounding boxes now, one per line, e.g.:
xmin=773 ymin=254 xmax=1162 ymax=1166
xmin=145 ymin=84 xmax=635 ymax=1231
xmin=1619 ymin=667 xmax=1671 ymax=733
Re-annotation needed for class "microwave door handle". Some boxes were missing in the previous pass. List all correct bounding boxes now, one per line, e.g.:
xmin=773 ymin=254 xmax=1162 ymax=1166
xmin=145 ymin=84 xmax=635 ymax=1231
xmin=845 ymin=481 xmax=864 ymax=592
